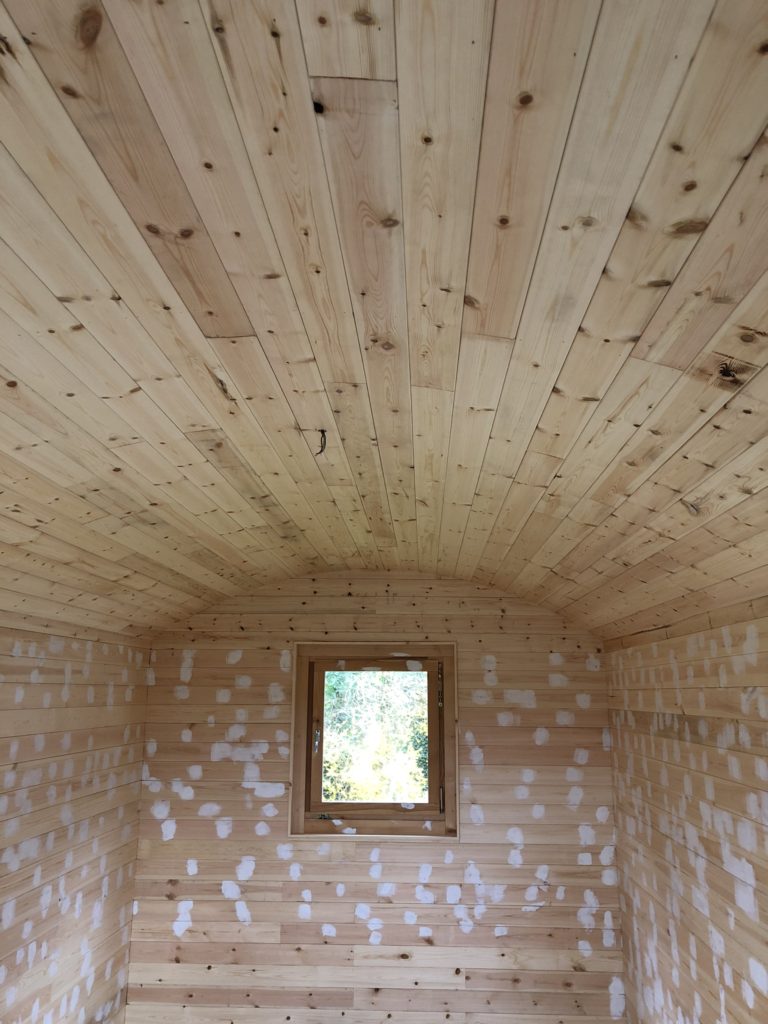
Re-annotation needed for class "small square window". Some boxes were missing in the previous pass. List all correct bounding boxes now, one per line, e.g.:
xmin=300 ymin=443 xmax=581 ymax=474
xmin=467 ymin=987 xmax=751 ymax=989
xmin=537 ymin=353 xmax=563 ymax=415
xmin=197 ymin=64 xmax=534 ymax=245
xmin=290 ymin=644 xmax=457 ymax=836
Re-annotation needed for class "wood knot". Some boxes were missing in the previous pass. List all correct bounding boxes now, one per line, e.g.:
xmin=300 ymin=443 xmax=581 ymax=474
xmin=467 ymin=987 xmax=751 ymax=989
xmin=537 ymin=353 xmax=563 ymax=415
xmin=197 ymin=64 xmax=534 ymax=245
xmin=669 ymin=218 xmax=708 ymax=236
xmin=145 ymin=223 xmax=161 ymax=235
xmin=518 ymin=91 xmax=533 ymax=106
xmin=313 ymin=100 xmax=324 ymax=114
xmin=497 ymin=215 xmax=509 ymax=227
xmin=758 ymin=40 xmax=768 ymax=54
xmin=380 ymin=216 xmax=399 ymax=228
xmin=5 ymin=380 xmax=17 ymax=388
xmin=178 ymin=227 xmax=194 ymax=238
xmin=717 ymin=360 xmax=741 ymax=385
xmin=682 ymin=180 xmax=697 ymax=191
xmin=61 ymin=84 xmax=80 ymax=98
xmin=354 ymin=10 xmax=376 ymax=25
xmin=76 ymin=7 xmax=103 ymax=49
xmin=421 ymin=134 xmax=433 ymax=145
xmin=626 ymin=206 xmax=648 ymax=228
xmin=463 ymin=294 xmax=478 ymax=308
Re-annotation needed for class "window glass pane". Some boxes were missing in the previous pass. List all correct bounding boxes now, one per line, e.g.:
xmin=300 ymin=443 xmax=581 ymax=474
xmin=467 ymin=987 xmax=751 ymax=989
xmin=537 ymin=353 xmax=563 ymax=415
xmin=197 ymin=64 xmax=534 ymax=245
xmin=321 ymin=669 xmax=429 ymax=803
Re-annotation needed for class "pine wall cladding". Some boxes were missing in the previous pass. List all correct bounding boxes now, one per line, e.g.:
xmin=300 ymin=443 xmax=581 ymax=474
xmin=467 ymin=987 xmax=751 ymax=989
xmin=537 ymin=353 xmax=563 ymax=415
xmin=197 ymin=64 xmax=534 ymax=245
xmin=610 ymin=612 xmax=768 ymax=1024
xmin=128 ymin=575 xmax=625 ymax=1024
xmin=0 ymin=628 xmax=150 ymax=1024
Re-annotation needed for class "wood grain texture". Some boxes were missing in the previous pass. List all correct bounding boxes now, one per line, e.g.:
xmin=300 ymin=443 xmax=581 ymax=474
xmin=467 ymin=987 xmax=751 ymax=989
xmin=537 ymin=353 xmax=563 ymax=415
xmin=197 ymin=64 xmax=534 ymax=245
xmin=297 ymin=0 xmax=396 ymax=80
xmin=0 ymin=627 xmax=150 ymax=1024
xmin=128 ymin=575 xmax=624 ymax=1022
xmin=610 ymin=608 xmax=768 ymax=1024
xmin=0 ymin=0 xmax=765 ymax=638
xmin=397 ymin=0 xmax=493 ymax=391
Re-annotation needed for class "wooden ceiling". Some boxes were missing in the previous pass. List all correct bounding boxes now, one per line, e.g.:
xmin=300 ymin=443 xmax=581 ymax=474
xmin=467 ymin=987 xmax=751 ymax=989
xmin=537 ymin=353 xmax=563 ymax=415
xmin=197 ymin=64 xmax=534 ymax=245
xmin=0 ymin=0 xmax=767 ymax=640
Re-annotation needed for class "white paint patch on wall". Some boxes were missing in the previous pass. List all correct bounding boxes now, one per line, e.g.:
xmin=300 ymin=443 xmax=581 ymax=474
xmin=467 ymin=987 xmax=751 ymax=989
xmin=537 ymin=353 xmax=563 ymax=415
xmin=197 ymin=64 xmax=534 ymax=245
xmin=236 ymin=856 xmax=256 ymax=881
xmin=172 ymin=900 xmax=193 ymax=937
xmin=179 ymin=650 xmax=195 ymax=683
xmin=609 ymin=976 xmax=625 ymax=1019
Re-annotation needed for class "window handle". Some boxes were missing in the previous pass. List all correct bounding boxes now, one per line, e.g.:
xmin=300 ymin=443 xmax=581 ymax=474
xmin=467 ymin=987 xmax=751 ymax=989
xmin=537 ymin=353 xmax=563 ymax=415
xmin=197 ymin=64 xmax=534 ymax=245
xmin=313 ymin=726 xmax=321 ymax=755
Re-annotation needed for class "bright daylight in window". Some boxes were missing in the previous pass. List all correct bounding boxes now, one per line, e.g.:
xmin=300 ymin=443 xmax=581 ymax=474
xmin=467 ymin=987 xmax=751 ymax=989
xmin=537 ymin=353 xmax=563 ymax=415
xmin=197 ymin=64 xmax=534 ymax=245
xmin=290 ymin=645 xmax=457 ymax=837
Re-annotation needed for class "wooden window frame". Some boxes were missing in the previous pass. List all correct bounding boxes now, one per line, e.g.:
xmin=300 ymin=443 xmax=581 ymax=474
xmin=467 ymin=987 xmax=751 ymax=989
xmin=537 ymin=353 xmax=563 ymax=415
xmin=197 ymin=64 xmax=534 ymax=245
xmin=290 ymin=643 xmax=457 ymax=837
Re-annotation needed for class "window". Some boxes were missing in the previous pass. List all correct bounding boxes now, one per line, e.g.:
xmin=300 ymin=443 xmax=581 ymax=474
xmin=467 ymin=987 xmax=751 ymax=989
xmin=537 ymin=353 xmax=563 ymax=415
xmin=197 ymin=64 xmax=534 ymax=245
xmin=290 ymin=644 xmax=457 ymax=836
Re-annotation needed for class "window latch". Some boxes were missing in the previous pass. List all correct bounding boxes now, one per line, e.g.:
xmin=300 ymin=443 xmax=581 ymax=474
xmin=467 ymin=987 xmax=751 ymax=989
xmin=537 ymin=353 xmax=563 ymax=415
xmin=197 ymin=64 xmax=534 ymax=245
xmin=313 ymin=726 xmax=321 ymax=755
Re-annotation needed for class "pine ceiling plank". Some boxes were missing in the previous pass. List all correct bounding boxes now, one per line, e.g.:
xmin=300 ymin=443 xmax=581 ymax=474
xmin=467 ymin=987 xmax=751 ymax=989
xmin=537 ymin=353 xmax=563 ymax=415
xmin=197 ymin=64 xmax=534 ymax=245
xmin=620 ymin=433 xmax=768 ymax=566
xmin=0 ymin=151 xmax=177 ymax=386
xmin=495 ymin=242 xmax=768 ymax=599
xmin=0 ymin=346 xmax=299 ymax=594
xmin=486 ymin=357 xmax=681 ymax=585
xmin=325 ymin=379 xmax=399 ymax=551
xmin=562 ymin=492 xmax=768 ymax=627
xmin=0 ymin=271 xmax=307 ymax=564
xmin=626 ymin=388 xmax=768 ymax=515
xmin=297 ymin=0 xmax=395 ymax=80
xmin=0 ymin=107 xmax=364 ymax=576
xmin=185 ymin=427 xmax=334 ymax=568
xmin=96 ymin=0 xmax=315 ymax=347
xmin=528 ymin=0 xmax=768 ymax=465
xmin=313 ymin=76 xmax=417 ymax=568
xmin=635 ymin=128 xmax=768 ymax=370
xmin=531 ymin=371 xmax=768 ymax=605
xmin=0 ymin=312 xmax=142 ymax=451
xmin=463 ymin=0 xmax=599 ymax=339
xmin=207 ymin=337 xmax=365 ymax=565
xmin=254 ymin=331 xmax=383 ymax=566
xmin=0 ymin=7 xmax=353 ymax=561
xmin=0 ymin=584 xmax=143 ymax=635
xmin=438 ymin=335 xmax=513 ymax=577
xmin=5 ymin=0 xmax=253 ymax=339
xmin=471 ymin=481 xmax=548 ymax=585
xmin=0 ymin=553 xmax=190 ymax=626
xmin=459 ymin=0 xmax=714 ymax=577
xmin=192 ymin=0 xmax=395 ymax=555
xmin=0 ymin=534 xmax=207 ymax=611
xmin=141 ymin=497 xmax=299 ymax=582
xmin=175 ymin=0 xmax=363 ymax=384
xmin=412 ymin=386 xmax=452 ymax=575
xmin=0 ymin=240 xmax=146 ymax=401
xmin=586 ymin=322 xmax=768 ymax=514
xmin=573 ymin=524 xmax=768 ymax=637
xmin=86 ymin=515 xmax=246 ymax=597
xmin=397 ymin=0 xmax=493 ymax=391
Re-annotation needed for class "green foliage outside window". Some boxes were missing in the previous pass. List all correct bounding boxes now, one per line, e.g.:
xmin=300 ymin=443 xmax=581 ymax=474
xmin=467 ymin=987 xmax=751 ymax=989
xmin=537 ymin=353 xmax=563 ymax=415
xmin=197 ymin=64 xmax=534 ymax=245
xmin=321 ymin=670 xmax=429 ymax=803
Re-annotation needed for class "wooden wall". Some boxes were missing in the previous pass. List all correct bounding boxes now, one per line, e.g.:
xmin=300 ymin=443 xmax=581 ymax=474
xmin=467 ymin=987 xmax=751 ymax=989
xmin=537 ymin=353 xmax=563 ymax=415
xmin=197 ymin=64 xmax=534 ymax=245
xmin=609 ymin=606 xmax=768 ymax=1024
xmin=0 ymin=625 xmax=149 ymax=1024
xmin=128 ymin=574 xmax=625 ymax=1024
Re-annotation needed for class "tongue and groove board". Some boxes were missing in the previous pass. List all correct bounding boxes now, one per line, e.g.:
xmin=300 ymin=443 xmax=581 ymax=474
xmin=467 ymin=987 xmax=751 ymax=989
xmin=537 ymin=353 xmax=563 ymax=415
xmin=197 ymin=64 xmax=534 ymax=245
xmin=0 ymin=1 xmax=764 ymax=637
